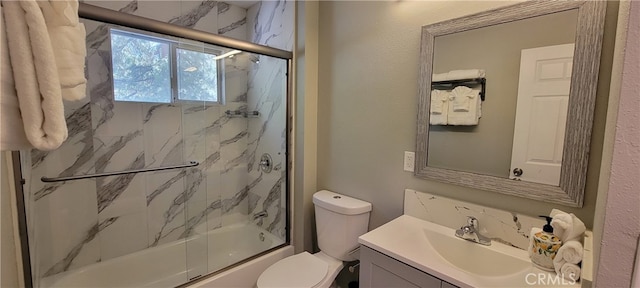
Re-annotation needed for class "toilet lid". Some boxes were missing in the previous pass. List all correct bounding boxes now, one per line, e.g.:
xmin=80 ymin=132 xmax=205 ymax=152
xmin=257 ymin=252 xmax=328 ymax=288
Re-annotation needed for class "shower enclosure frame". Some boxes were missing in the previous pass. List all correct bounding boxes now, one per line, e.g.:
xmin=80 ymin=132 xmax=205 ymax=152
xmin=10 ymin=3 xmax=294 ymax=287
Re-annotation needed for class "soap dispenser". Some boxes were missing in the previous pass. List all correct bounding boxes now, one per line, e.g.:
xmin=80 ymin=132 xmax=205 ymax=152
xmin=530 ymin=216 xmax=562 ymax=271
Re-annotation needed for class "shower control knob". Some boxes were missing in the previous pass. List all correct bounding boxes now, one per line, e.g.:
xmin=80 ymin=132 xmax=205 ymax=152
xmin=512 ymin=168 xmax=523 ymax=177
xmin=259 ymin=153 xmax=273 ymax=173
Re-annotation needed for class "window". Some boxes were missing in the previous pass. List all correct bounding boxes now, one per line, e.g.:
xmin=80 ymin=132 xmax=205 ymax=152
xmin=177 ymin=48 xmax=219 ymax=102
xmin=110 ymin=29 xmax=222 ymax=104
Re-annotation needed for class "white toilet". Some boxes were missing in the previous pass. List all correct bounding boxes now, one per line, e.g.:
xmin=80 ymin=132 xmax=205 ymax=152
xmin=256 ymin=190 xmax=372 ymax=288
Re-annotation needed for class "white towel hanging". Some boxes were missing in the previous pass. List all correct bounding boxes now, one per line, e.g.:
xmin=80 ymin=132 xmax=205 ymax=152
xmin=429 ymin=89 xmax=449 ymax=125
xmin=2 ymin=0 xmax=68 ymax=151
xmin=447 ymin=87 xmax=481 ymax=126
xmin=38 ymin=0 xmax=87 ymax=101
xmin=450 ymin=86 xmax=476 ymax=112
xmin=1 ymin=10 xmax=31 ymax=150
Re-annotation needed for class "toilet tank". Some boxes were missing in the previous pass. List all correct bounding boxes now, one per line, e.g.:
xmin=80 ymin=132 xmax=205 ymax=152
xmin=313 ymin=190 xmax=372 ymax=261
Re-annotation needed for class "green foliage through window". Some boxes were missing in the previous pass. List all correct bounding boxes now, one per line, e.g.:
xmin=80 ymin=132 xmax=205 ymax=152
xmin=177 ymin=48 xmax=218 ymax=102
xmin=110 ymin=29 xmax=220 ymax=104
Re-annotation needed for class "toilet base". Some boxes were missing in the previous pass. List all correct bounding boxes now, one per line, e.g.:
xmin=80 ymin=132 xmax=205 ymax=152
xmin=313 ymin=251 xmax=344 ymax=288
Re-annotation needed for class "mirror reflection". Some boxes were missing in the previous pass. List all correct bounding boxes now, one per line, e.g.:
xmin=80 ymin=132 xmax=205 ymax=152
xmin=426 ymin=9 xmax=578 ymax=186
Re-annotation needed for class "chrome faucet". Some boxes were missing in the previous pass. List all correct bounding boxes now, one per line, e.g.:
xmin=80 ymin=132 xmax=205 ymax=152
xmin=252 ymin=211 xmax=268 ymax=221
xmin=455 ymin=216 xmax=491 ymax=246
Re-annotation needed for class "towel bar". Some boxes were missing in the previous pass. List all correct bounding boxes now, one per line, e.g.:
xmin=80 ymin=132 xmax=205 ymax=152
xmin=431 ymin=78 xmax=486 ymax=101
xmin=40 ymin=161 xmax=199 ymax=183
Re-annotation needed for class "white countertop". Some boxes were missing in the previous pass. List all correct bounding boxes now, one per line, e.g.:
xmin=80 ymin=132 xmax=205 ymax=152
xmin=358 ymin=215 xmax=582 ymax=288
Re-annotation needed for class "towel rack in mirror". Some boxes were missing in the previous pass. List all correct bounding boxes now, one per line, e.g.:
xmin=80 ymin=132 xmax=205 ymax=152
xmin=41 ymin=161 xmax=200 ymax=183
xmin=431 ymin=78 xmax=486 ymax=101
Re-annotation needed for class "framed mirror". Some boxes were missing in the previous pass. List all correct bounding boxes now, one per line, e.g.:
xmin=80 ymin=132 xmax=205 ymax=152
xmin=415 ymin=1 xmax=606 ymax=207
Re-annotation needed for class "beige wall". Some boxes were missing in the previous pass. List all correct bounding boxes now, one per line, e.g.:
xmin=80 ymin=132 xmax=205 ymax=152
xmin=593 ymin=1 xmax=639 ymax=286
xmin=315 ymin=1 xmax=619 ymax=230
xmin=294 ymin=1 xmax=320 ymax=253
xmin=591 ymin=0 xmax=633 ymax=281
xmin=429 ymin=10 xmax=577 ymax=177
xmin=1 ymin=152 xmax=21 ymax=287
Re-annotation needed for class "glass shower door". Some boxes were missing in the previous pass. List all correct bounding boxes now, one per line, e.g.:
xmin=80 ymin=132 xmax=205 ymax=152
xmin=18 ymin=13 xmax=290 ymax=288
xmin=183 ymin=50 xmax=290 ymax=278
xmin=178 ymin=38 xmax=221 ymax=281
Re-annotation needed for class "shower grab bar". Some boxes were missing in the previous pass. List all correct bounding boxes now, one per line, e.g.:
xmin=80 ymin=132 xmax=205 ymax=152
xmin=40 ymin=161 xmax=199 ymax=183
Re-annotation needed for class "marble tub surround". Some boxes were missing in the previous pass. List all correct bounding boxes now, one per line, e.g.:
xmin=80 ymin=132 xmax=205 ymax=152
xmin=404 ymin=189 xmax=545 ymax=250
xmin=21 ymin=0 xmax=293 ymax=283
xmin=248 ymin=1 xmax=295 ymax=51
xmin=246 ymin=0 xmax=294 ymax=239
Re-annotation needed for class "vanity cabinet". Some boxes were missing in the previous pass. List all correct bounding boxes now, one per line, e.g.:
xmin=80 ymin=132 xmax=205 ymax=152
xmin=359 ymin=245 xmax=459 ymax=288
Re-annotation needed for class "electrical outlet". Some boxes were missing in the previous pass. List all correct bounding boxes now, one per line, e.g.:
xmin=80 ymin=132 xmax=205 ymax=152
xmin=404 ymin=151 xmax=415 ymax=172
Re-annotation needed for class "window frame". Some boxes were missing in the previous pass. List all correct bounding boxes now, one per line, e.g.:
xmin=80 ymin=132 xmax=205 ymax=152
xmin=109 ymin=28 xmax=225 ymax=105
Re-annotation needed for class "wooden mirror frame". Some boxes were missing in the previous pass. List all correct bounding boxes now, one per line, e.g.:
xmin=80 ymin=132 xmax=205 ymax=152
xmin=415 ymin=1 xmax=606 ymax=207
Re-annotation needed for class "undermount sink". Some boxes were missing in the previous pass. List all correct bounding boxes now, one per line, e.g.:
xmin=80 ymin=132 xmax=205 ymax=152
xmin=423 ymin=227 xmax=530 ymax=277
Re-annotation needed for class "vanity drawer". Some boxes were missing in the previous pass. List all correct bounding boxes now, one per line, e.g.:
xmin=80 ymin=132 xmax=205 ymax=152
xmin=359 ymin=245 xmax=458 ymax=288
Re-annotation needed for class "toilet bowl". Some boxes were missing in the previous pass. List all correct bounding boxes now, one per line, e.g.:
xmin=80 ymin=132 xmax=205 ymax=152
xmin=256 ymin=190 xmax=372 ymax=288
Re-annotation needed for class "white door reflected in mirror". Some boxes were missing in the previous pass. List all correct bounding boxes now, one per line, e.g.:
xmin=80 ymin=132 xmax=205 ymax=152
xmin=510 ymin=44 xmax=573 ymax=186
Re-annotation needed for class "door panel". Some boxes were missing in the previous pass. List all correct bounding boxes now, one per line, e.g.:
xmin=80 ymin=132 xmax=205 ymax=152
xmin=510 ymin=44 xmax=574 ymax=185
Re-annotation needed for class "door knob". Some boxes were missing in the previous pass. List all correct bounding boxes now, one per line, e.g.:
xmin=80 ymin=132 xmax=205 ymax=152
xmin=512 ymin=168 xmax=523 ymax=177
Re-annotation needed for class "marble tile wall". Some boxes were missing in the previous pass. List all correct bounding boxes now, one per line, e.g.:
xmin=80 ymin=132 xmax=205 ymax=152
xmin=404 ymin=189 xmax=546 ymax=250
xmin=24 ymin=1 xmax=257 ymax=281
xmin=246 ymin=0 xmax=294 ymax=240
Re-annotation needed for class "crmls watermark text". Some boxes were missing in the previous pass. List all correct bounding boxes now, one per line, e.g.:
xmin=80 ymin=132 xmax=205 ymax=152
xmin=525 ymin=273 xmax=577 ymax=286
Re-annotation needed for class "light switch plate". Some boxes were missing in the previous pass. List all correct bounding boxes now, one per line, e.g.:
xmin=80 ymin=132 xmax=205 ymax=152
xmin=404 ymin=151 xmax=415 ymax=172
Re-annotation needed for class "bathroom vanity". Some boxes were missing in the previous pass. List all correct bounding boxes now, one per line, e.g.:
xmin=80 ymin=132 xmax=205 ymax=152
xmin=360 ymin=245 xmax=458 ymax=288
xmin=358 ymin=214 xmax=584 ymax=288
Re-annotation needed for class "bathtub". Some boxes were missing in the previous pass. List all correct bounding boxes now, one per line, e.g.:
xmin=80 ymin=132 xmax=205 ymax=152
xmin=40 ymin=222 xmax=291 ymax=288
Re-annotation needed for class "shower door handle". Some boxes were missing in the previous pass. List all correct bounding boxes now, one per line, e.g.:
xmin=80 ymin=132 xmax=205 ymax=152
xmin=41 ymin=161 xmax=200 ymax=183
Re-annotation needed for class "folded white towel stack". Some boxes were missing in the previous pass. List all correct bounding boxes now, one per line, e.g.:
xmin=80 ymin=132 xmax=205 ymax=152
xmin=554 ymin=240 xmax=584 ymax=265
xmin=550 ymin=209 xmax=586 ymax=242
xmin=447 ymin=86 xmax=481 ymax=126
xmin=549 ymin=209 xmax=585 ymax=282
xmin=559 ymin=263 xmax=581 ymax=282
xmin=37 ymin=0 xmax=87 ymax=101
xmin=429 ymin=89 xmax=449 ymax=125
xmin=432 ymin=72 xmax=449 ymax=82
xmin=2 ymin=0 xmax=69 ymax=151
xmin=552 ymin=241 xmax=584 ymax=281
xmin=432 ymin=69 xmax=485 ymax=82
